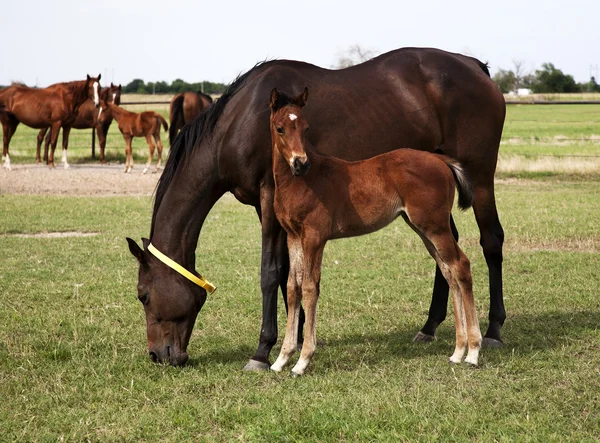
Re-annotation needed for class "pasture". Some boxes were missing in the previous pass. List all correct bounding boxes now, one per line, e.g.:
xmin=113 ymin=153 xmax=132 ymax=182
xmin=1 ymin=103 xmax=599 ymax=440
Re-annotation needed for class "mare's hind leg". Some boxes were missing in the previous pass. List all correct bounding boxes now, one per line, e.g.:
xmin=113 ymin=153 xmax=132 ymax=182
xmin=143 ymin=135 xmax=155 ymax=174
xmin=414 ymin=216 xmax=459 ymax=342
xmin=472 ymin=182 xmax=505 ymax=347
xmin=1 ymin=113 xmax=19 ymax=170
xmin=36 ymin=128 xmax=49 ymax=163
xmin=153 ymin=133 xmax=163 ymax=173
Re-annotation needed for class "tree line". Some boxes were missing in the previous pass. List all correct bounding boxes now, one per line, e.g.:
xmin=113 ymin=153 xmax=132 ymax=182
xmin=493 ymin=62 xmax=600 ymax=94
xmin=121 ymin=79 xmax=227 ymax=95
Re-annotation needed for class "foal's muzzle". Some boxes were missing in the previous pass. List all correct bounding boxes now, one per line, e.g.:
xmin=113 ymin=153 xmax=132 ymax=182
xmin=292 ymin=157 xmax=311 ymax=176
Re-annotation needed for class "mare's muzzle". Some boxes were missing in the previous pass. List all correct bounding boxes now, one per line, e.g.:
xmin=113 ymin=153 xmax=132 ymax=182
xmin=149 ymin=346 xmax=189 ymax=367
xmin=292 ymin=156 xmax=311 ymax=176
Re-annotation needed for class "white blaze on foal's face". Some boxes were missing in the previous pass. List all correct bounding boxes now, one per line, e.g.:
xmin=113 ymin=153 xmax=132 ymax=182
xmin=93 ymin=82 xmax=100 ymax=106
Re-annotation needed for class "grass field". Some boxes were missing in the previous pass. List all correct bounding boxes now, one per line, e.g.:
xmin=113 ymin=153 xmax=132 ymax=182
xmin=1 ymin=103 xmax=600 ymax=440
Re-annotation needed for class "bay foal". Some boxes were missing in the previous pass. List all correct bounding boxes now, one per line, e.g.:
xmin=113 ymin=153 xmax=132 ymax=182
xmin=97 ymin=101 xmax=168 ymax=173
xmin=269 ymin=88 xmax=482 ymax=376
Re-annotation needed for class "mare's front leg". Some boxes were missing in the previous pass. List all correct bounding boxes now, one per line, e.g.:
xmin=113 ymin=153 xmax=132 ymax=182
xmin=61 ymin=126 xmax=71 ymax=169
xmin=153 ymin=133 xmax=163 ymax=172
xmin=271 ymin=236 xmax=304 ymax=373
xmin=123 ymin=135 xmax=133 ymax=173
xmin=414 ymin=215 xmax=459 ymax=343
xmin=47 ymin=122 xmax=62 ymax=168
xmin=36 ymin=128 xmax=49 ymax=163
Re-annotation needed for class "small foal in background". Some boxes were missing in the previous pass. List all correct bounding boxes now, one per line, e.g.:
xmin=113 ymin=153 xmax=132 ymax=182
xmin=98 ymin=101 xmax=168 ymax=173
xmin=269 ymin=88 xmax=481 ymax=376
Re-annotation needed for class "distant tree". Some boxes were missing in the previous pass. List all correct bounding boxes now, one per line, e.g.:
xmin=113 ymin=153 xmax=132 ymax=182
xmin=493 ymin=69 xmax=516 ymax=93
xmin=154 ymin=81 xmax=169 ymax=93
xmin=335 ymin=44 xmax=378 ymax=68
xmin=581 ymin=76 xmax=600 ymax=93
xmin=123 ymin=78 xmax=146 ymax=94
xmin=530 ymin=63 xmax=580 ymax=93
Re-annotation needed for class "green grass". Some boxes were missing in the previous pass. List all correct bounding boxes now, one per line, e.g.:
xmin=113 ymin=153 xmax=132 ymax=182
xmin=1 ymin=178 xmax=600 ymax=440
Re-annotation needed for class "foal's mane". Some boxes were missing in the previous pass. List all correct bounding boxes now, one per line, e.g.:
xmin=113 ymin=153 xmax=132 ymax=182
xmin=150 ymin=60 xmax=275 ymax=235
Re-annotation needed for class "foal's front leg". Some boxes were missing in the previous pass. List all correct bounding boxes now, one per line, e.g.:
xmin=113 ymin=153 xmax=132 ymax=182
xmin=271 ymin=237 xmax=303 ymax=372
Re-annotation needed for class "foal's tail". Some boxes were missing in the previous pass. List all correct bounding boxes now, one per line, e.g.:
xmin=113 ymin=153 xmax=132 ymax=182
xmin=439 ymin=156 xmax=473 ymax=211
xmin=155 ymin=113 xmax=169 ymax=133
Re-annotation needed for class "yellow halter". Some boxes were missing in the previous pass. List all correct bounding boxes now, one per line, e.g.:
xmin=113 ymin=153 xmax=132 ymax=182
xmin=148 ymin=243 xmax=216 ymax=294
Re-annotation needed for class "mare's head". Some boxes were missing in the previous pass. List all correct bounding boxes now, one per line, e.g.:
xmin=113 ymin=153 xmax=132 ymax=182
xmin=86 ymin=74 xmax=102 ymax=107
xmin=269 ymin=87 xmax=310 ymax=176
xmin=126 ymin=238 xmax=207 ymax=366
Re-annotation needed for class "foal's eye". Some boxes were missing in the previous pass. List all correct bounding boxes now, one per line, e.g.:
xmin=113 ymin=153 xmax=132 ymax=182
xmin=276 ymin=127 xmax=284 ymax=135
xmin=138 ymin=293 xmax=149 ymax=305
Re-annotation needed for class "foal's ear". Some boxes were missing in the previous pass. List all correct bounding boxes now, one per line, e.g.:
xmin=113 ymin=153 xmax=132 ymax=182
xmin=110 ymin=82 xmax=114 ymax=88
xmin=127 ymin=237 xmax=146 ymax=264
xmin=269 ymin=88 xmax=280 ymax=110
xmin=87 ymin=74 xmax=91 ymax=80
xmin=294 ymin=87 xmax=308 ymax=107
xmin=98 ymin=73 xmax=102 ymax=81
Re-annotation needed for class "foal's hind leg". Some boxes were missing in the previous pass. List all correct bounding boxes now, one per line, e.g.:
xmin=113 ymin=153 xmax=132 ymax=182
xmin=36 ymin=128 xmax=49 ymax=163
xmin=143 ymin=135 xmax=155 ymax=174
xmin=153 ymin=132 xmax=163 ymax=173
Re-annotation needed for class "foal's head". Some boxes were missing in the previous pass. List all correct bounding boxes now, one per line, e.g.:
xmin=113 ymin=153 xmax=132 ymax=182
xmin=101 ymin=82 xmax=122 ymax=106
xmin=269 ymin=87 xmax=310 ymax=176
xmin=97 ymin=100 xmax=112 ymax=124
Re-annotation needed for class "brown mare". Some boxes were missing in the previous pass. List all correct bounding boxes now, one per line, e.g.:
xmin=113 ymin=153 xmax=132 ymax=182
xmin=0 ymin=74 xmax=101 ymax=169
xmin=268 ymin=88 xmax=481 ymax=375
xmin=98 ymin=101 xmax=168 ymax=173
xmin=126 ymin=48 xmax=505 ymax=369
xmin=37 ymin=83 xmax=122 ymax=164
xmin=169 ymin=91 xmax=213 ymax=146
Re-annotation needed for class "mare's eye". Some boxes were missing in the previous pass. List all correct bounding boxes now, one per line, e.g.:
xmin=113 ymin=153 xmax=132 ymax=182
xmin=138 ymin=293 xmax=149 ymax=305
xmin=276 ymin=127 xmax=284 ymax=135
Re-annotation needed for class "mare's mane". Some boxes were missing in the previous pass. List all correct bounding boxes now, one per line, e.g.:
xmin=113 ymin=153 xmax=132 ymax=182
xmin=150 ymin=60 xmax=275 ymax=235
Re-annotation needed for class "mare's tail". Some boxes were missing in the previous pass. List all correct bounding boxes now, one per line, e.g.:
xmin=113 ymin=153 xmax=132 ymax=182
xmin=439 ymin=156 xmax=473 ymax=211
xmin=155 ymin=113 xmax=169 ymax=133
xmin=169 ymin=94 xmax=184 ymax=146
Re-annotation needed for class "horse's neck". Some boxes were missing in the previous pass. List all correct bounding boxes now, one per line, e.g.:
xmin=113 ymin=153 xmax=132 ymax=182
xmin=108 ymin=104 xmax=125 ymax=121
xmin=150 ymin=140 xmax=226 ymax=266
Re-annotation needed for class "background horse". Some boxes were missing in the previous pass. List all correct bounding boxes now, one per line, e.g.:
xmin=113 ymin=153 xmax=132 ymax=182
xmin=98 ymin=101 xmax=168 ymax=173
xmin=127 ymin=47 xmax=505 ymax=369
xmin=37 ymin=83 xmax=122 ymax=164
xmin=268 ymin=88 xmax=481 ymax=375
xmin=0 ymin=74 xmax=101 ymax=169
xmin=169 ymin=91 xmax=213 ymax=146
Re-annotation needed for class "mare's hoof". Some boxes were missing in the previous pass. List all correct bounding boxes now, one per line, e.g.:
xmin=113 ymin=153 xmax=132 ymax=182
xmin=413 ymin=331 xmax=436 ymax=343
xmin=483 ymin=337 xmax=503 ymax=348
xmin=242 ymin=359 xmax=270 ymax=372
xmin=290 ymin=370 xmax=302 ymax=377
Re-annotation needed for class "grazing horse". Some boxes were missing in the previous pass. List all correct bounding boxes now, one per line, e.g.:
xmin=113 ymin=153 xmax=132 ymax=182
xmin=268 ymin=88 xmax=481 ymax=375
xmin=98 ymin=101 xmax=168 ymax=173
xmin=169 ymin=91 xmax=213 ymax=146
xmin=0 ymin=74 xmax=101 ymax=169
xmin=126 ymin=47 xmax=505 ymax=369
xmin=37 ymin=83 xmax=122 ymax=164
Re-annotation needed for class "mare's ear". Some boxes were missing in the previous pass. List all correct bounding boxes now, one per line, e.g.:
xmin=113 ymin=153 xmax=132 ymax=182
xmin=118 ymin=84 xmax=122 ymax=90
xmin=269 ymin=88 xmax=280 ymax=111
xmin=294 ymin=87 xmax=308 ymax=107
xmin=110 ymin=82 xmax=114 ymax=88
xmin=87 ymin=74 xmax=91 ymax=80
xmin=127 ymin=237 xmax=146 ymax=264
xmin=98 ymin=73 xmax=102 ymax=80
xmin=141 ymin=238 xmax=150 ymax=250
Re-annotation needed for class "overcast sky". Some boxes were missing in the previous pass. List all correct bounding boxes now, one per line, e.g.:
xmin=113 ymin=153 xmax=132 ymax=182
xmin=2 ymin=0 xmax=598 ymax=87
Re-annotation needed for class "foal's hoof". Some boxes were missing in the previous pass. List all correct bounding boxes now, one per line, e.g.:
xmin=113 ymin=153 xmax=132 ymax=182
xmin=413 ymin=331 xmax=436 ymax=343
xmin=242 ymin=359 xmax=271 ymax=372
xmin=483 ymin=337 xmax=503 ymax=348
xmin=290 ymin=370 xmax=303 ymax=378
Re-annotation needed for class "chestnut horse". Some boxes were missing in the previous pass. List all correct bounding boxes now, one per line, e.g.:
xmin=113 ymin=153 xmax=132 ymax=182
xmin=126 ymin=48 xmax=505 ymax=369
xmin=37 ymin=83 xmax=122 ymax=164
xmin=0 ymin=74 xmax=101 ymax=169
xmin=98 ymin=101 xmax=168 ymax=173
xmin=169 ymin=91 xmax=213 ymax=146
xmin=268 ymin=88 xmax=481 ymax=375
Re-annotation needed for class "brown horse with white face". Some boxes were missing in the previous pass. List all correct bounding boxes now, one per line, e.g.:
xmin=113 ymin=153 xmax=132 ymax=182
xmin=0 ymin=74 xmax=101 ymax=169
xmin=268 ymin=88 xmax=481 ymax=375
xmin=37 ymin=83 xmax=122 ymax=164
xmin=169 ymin=91 xmax=213 ymax=146
xmin=97 ymin=101 xmax=168 ymax=173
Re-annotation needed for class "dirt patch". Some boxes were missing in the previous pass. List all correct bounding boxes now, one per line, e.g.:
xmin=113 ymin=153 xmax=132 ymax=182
xmin=1 ymin=163 xmax=160 ymax=196
xmin=4 ymin=231 xmax=100 ymax=238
